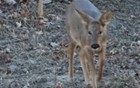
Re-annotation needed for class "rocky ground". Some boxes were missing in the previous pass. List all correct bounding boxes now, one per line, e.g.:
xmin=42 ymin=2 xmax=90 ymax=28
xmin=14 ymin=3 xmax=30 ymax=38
xmin=0 ymin=0 xmax=140 ymax=88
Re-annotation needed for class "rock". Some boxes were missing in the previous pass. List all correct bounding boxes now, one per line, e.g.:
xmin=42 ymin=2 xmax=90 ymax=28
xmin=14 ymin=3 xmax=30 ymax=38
xmin=44 ymin=0 xmax=52 ymax=4
xmin=50 ymin=42 xmax=59 ymax=48
xmin=9 ymin=65 xmax=17 ymax=72
xmin=137 ymin=40 xmax=140 ymax=45
xmin=0 ymin=9 xmax=2 ymax=14
xmin=5 ymin=0 xmax=16 ymax=5
xmin=8 ymin=81 xmax=21 ymax=88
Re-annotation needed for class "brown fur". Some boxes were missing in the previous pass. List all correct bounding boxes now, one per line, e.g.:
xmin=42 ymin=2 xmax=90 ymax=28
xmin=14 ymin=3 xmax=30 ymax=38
xmin=65 ymin=0 xmax=112 ymax=88
xmin=38 ymin=0 xmax=43 ymax=18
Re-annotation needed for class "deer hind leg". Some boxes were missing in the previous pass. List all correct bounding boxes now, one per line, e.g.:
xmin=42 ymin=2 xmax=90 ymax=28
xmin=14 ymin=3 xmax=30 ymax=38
xmin=98 ymin=46 xmax=106 ymax=81
xmin=79 ymin=49 xmax=90 ymax=84
xmin=68 ymin=42 xmax=76 ymax=80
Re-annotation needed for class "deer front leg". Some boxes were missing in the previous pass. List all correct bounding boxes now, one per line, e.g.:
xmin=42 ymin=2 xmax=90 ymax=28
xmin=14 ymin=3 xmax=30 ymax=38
xmin=98 ymin=45 xmax=106 ymax=81
xmin=79 ymin=49 xmax=90 ymax=84
xmin=38 ymin=0 xmax=43 ymax=18
xmin=86 ymin=53 xmax=97 ymax=88
xmin=68 ymin=42 xmax=76 ymax=80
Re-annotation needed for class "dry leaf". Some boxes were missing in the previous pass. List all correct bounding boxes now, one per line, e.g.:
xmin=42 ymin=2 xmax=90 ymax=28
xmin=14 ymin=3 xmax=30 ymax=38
xmin=20 ymin=0 xmax=27 ymax=4
xmin=55 ymin=82 xmax=64 ymax=88
xmin=36 ymin=31 xmax=43 ymax=35
xmin=16 ymin=21 xmax=22 ymax=28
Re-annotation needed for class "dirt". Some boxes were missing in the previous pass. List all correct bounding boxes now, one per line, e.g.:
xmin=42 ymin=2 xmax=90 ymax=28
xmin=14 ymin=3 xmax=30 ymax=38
xmin=0 ymin=0 xmax=140 ymax=88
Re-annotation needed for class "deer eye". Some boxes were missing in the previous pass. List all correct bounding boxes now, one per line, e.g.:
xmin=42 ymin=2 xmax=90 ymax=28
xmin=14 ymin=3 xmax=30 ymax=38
xmin=99 ymin=31 xmax=102 ymax=34
xmin=88 ymin=31 xmax=92 ymax=35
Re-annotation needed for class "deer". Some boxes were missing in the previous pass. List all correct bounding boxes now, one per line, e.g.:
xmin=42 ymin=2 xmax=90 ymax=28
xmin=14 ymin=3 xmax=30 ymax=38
xmin=65 ymin=0 xmax=112 ymax=88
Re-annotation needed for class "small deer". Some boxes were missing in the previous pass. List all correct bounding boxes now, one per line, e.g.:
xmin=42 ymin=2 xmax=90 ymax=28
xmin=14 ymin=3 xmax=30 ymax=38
xmin=65 ymin=0 xmax=112 ymax=88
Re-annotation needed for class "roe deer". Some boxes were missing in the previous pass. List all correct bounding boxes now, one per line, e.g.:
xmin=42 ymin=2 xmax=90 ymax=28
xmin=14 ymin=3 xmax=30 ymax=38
xmin=65 ymin=0 xmax=112 ymax=87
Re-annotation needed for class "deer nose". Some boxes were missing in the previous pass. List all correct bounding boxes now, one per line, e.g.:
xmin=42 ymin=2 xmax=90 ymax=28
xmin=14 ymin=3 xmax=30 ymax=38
xmin=91 ymin=44 xmax=100 ymax=49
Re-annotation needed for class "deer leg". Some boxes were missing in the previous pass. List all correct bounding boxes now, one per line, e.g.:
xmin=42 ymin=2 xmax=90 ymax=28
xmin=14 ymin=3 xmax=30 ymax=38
xmin=38 ymin=0 xmax=43 ymax=18
xmin=86 ymin=51 xmax=97 ymax=88
xmin=68 ymin=42 xmax=76 ymax=80
xmin=98 ymin=45 xmax=106 ymax=81
xmin=79 ymin=49 xmax=90 ymax=84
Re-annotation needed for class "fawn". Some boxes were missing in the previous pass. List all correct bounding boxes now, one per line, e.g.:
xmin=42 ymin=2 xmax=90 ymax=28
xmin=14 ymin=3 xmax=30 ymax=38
xmin=65 ymin=0 xmax=112 ymax=87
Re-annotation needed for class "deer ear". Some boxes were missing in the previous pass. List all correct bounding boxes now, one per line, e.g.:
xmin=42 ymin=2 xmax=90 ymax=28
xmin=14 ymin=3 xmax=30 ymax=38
xmin=75 ymin=9 xmax=92 ymax=24
xmin=100 ymin=11 xmax=112 ymax=25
